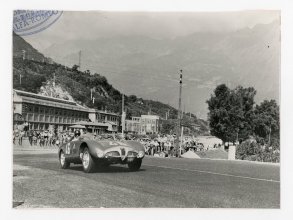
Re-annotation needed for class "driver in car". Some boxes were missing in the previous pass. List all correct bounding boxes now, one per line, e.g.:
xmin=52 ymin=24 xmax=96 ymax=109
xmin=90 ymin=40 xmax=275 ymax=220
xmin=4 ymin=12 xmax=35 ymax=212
xmin=71 ymin=130 xmax=85 ymax=159
xmin=72 ymin=129 xmax=81 ymax=141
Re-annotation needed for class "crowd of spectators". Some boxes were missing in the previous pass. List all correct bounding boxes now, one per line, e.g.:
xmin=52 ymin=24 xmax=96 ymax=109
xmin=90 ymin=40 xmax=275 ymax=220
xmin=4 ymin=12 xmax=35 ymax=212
xmin=13 ymin=127 xmax=222 ymax=158
xmin=135 ymin=134 xmax=222 ymax=158
xmin=13 ymin=126 xmax=279 ymax=163
xmin=13 ymin=128 xmax=77 ymax=148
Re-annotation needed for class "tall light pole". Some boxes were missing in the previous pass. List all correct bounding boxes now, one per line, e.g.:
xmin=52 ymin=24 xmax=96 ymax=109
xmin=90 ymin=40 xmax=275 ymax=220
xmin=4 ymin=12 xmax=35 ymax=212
xmin=178 ymin=69 xmax=183 ymax=157
xmin=22 ymin=50 xmax=26 ymax=60
xmin=53 ymin=72 xmax=56 ymax=88
xmin=121 ymin=94 xmax=125 ymax=138
xmin=178 ymin=69 xmax=183 ymax=133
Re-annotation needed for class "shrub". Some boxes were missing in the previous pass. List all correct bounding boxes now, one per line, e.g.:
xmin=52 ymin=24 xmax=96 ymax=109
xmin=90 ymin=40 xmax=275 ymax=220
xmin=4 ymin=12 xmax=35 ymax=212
xmin=236 ymin=138 xmax=279 ymax=163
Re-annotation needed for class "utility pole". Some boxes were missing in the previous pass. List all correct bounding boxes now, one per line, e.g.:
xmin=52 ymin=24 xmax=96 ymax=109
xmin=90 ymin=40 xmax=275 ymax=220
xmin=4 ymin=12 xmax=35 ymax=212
xmin=22 ymin=50 xmax=26 ymax=60
xmin=187 ymin=96 xmax=191 ymax=118
xmin=178 ymin=69 xmax=183 ymax=157
xmin=122 ymin=94 xmax=124 ymax=115
xmin=179 ymin=126 xmax=184 ymax=157
xmin=182 ymin=103 xmax=185 ymax=119
xmin=178 ymin=69 xmax=183 ymax=134
xmin=90 ymin=88 xmax=93 ymax=100
xmin=53 ymin=72 xmax=56 ymax=88
xmin=78 ymin=50 xmax=82 ymax=70
xmin=165 ymin=109 xmax=170 ymax=120
xmin=19 ymin=74 xmax=22 ymax=85
xmin=121 ymin=94 xmax=125 ymax=138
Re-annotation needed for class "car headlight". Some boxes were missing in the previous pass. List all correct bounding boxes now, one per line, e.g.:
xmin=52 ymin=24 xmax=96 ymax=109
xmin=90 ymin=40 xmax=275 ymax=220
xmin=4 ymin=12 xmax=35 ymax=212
xmin=137 ymin=151 xmax=145 ymax=158
xmin=96 ymin=149 xmax=104 ymax=158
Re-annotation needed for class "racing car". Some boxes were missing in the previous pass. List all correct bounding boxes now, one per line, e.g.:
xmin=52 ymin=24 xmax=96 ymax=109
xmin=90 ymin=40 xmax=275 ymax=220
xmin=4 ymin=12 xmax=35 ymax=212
xmin=58 ymin=133 xmax=145 ymax=173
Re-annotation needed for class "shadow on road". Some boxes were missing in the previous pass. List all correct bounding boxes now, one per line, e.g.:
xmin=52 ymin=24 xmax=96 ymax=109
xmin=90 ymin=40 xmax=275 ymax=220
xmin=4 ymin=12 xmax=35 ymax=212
xmin=67 ymin=165 xmax=146 ymax=173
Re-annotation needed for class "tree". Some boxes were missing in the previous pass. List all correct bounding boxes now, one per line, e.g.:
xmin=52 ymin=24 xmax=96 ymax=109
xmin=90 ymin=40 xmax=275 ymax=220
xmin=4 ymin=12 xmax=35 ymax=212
xmin=84 ymin=70 xmax=91 ymax=75
xmin=253 ymin=100 xmax=279 ymax=142
xmin=161 ymin=119 xmax=177 ymax=134
xmin=128 ymin=95 xmax=137 ymax=103
xmin=72 ymin=64 xmax=79 ymax=72
xmin=207 ymin=84 xmax=256 ymax=142
xmin=231 ymin=86 xmax=256 ymax=140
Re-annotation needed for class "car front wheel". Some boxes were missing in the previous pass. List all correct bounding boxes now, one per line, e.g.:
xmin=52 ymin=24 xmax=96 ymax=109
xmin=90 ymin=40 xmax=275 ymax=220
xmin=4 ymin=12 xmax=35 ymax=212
xmin=59 ymin=150 xmax=70 ymax=169
xmin=82 ymin=147 xmax=96 ymax=173
xmin=128 ymin=158 xmax=142 ymax=171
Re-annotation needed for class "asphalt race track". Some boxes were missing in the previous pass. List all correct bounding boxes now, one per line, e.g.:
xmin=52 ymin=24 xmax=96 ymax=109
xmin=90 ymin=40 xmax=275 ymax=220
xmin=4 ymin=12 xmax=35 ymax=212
xmin=13 ymin=149 xmax=280 ymax=208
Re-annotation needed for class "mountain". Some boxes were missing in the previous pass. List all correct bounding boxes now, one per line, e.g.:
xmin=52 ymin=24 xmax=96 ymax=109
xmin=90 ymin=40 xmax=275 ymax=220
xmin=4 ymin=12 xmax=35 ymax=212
xmin=42 ymin=20 xmax=280 ymax=119
xmin=13 ymin=32 xmax=53 ymax=63
xmin=13 ymin=33 xmax=209 ymax=134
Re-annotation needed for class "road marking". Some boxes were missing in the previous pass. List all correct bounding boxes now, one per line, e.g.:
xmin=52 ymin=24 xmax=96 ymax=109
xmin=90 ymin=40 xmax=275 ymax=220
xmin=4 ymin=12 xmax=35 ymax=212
xmin=143 ymin=164 xmax=280 ymax=183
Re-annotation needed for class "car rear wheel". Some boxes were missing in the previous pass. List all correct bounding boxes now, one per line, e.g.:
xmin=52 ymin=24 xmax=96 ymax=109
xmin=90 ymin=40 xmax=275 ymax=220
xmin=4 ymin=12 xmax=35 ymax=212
xmin=128 ymin=158 xmax=142 ymax=171
xmin=59 ymin=150 xmax=70 ymax=169
xmin=82 ymin=147 xmax=96 ymax=173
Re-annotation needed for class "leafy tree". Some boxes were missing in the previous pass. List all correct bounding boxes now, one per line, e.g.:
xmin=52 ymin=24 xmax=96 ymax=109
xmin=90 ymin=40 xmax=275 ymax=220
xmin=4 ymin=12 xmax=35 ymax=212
xmin=110 ymin=89 xmax=121 ymax=101
xmin=161 ymin=119 xmax=177 ymax=134
xmin=129 ymin=95 xmax=137 ymax=103
xmin=72 ymin=64 xmax=79 ymax=72
xmin=207 ymin=84 xmax=256 ymax=142
xmin=253 ymin=100 xmax=279 ymax=141
xmin=84 ymin=70 xmax=91 ymax=75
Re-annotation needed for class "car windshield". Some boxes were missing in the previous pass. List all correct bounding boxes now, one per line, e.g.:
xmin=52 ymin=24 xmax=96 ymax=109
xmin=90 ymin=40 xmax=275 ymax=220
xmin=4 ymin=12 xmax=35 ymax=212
xmin=99 ymin=134 xmax=122 ymax=140
xmin=78 ymin=133 xmax=123 ymax=141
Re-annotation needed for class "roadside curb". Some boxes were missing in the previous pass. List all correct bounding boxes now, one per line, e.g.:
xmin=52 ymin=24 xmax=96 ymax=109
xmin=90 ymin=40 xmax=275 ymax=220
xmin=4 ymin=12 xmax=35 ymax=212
xmin=13 ymin=147 xmax=58 ymax=154
xmin=145 ymin=155 xmax=280 ymax=166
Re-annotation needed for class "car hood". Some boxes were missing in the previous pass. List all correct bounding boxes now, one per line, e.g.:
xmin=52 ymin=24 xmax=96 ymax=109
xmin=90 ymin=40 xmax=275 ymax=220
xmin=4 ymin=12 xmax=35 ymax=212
xmin=86 ymin=140 xmax=144 ymax=152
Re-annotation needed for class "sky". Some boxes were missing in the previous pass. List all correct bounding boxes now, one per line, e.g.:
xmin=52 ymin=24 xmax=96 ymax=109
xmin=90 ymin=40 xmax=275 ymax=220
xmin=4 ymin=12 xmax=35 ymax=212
xmin=21 ymin=10 xmax=280 ymax=119
xmin=23 ymin=10 xmax=279 ymax=51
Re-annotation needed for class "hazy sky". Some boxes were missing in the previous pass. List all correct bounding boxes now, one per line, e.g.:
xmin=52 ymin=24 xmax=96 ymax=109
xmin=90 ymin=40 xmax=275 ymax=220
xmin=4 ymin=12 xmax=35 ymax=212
xmin=20 ymin=11 xmax=280 ymax=119
xmin=23 ymin=10 xmax=279 ymax=51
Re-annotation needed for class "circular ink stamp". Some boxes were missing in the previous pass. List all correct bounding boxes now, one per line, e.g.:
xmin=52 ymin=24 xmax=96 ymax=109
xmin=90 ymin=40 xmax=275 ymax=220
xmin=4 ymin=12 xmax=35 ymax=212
xmin=13 ymin=10 xmax=63 ymax=36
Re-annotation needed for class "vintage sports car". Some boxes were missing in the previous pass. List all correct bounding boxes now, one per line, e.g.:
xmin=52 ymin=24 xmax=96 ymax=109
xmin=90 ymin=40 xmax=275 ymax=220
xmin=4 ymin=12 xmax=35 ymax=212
xmin=58 ymin=136 xmax=145 ymax=173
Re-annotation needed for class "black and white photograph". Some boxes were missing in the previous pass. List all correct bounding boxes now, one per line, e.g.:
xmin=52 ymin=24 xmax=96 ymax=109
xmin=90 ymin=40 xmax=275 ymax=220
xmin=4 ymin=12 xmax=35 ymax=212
xmin=10 ymin=9 xmax=281 ymax=209
xmin=2 ymin=0 xmax=293 ymax=219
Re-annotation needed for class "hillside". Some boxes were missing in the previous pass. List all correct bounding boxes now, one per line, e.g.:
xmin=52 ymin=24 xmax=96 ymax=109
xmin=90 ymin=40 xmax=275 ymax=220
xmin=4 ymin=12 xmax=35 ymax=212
xmin=13 ymin=32 xmax=52 ymax=63
xmin=13 ymin=33 xmax=209 ymax=134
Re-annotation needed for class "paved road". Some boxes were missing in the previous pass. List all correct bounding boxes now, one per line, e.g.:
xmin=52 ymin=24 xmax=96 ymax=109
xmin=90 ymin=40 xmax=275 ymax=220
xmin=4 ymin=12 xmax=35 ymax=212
xmin=13 ymin=149 xmax=280 ymax=208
